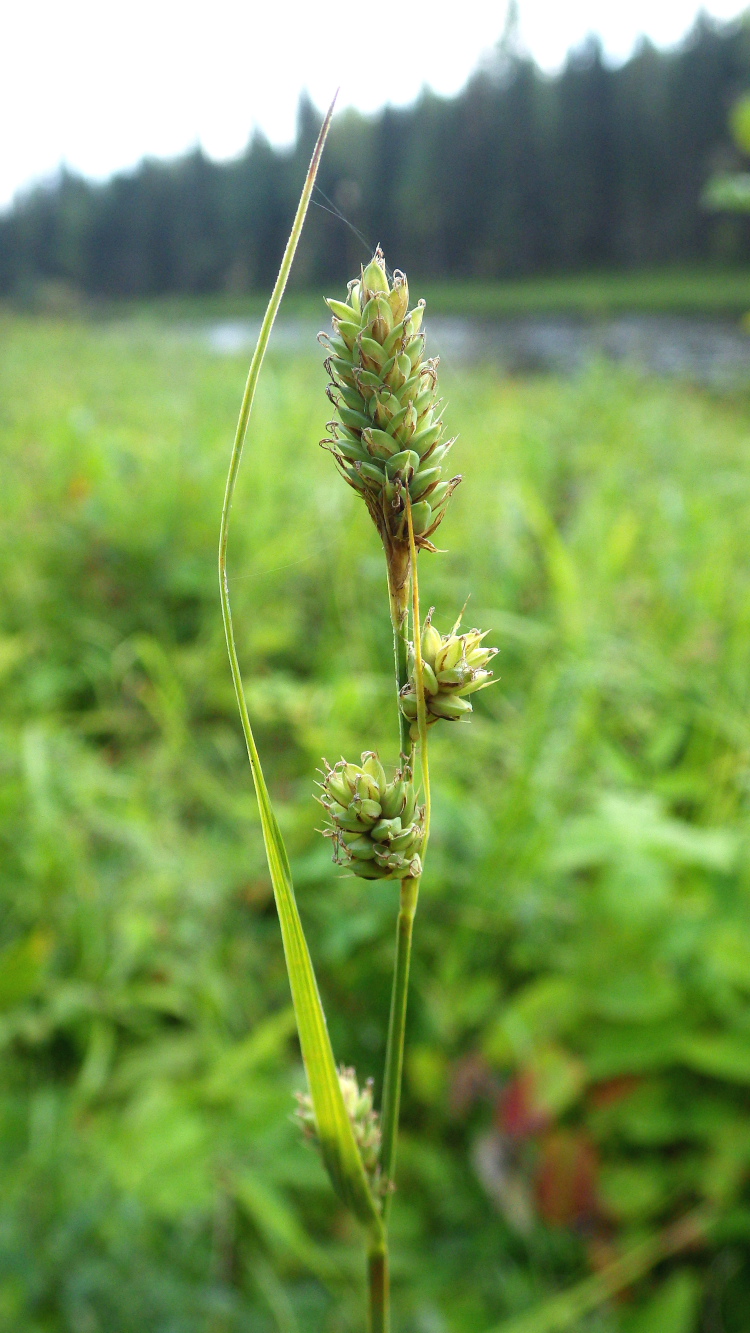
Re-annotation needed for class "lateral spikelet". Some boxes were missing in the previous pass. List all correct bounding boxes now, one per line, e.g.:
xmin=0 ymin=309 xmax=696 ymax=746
xmin=296 ymin=1065 xmax=383 ymax=1198
xmin=320 ymin=247 xmax=461 ymax=554
xmin=319 ymin=751 xmax=424 ymax=880
xmin=399 ymin=609 xmax=498 ymax=740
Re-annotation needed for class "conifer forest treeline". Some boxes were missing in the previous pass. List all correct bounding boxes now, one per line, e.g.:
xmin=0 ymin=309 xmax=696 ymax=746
xmin=4 ymin=15 xmax=750 ymax=298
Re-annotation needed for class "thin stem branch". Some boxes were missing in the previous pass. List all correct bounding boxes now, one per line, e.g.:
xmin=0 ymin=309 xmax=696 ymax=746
xmin=387 ymin=561 xmax=412 ymax=757
xmin=406 ymin=497 xmax=431 ymax=853
xmin=380 ymin=502 xmax=431 ymax=1223
xmin=379 ymin=874 xmax=419 ymax=1222
xmin=367 ymin=1243 xmax=390 ymax=1333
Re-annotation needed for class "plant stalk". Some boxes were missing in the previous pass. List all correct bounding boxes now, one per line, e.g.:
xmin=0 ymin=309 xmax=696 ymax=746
xmin=386 ymin=544 xmax=412 ymax=757
xmin=406 ymin=497 xmax=431 ymax=854
xmin=380 ymin=873 xmax=419 ymax=1221
xmin=368 ymin=1242 xmax=390 ymax=1333
xmin=380 ymin=504 xmax=431 ymax=1220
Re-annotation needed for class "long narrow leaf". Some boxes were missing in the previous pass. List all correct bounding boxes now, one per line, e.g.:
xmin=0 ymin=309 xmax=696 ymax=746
xmin=218 ymin=95 xmax=383 ymax=1241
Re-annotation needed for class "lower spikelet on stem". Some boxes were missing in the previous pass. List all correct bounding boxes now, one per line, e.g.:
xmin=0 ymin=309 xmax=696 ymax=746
xmin=319 ymin=751 xmax=424 ymax=881
xmin=296 ymin=1066 xmax=385 ymax=1201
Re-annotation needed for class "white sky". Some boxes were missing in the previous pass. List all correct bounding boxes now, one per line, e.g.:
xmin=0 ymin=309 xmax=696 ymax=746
xmin=2 ymin=0 xmax=748 ymax=209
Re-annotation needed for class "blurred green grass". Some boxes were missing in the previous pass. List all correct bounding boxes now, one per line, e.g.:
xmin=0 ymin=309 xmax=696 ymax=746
xmin=2 ymin=314 xmax=750 ymax=1330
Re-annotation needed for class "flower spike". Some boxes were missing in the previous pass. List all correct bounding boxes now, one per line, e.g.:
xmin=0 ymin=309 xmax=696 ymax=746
xmin=321 ymin=247 xmax=461 ymax=558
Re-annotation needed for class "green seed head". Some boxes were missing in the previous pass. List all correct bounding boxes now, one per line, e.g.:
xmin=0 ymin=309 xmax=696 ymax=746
xmin=321 ymin=247 xmax=462 ymax=556
xmin=320 ymin=754 xmax=424 ymax=880
xmin=401 ymin=612 xmax=499 ymax=738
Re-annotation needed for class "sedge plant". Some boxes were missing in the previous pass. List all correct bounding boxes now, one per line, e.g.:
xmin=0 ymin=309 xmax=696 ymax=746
xmin=219 ymin=101 xmax=496 ymax=1331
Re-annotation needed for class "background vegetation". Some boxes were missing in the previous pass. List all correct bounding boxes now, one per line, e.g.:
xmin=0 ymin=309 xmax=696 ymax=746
xmin=2 ymin=309 xmax=750 ymax=1331
xmin=5 ymin=13 xmax=750 ymax=299
xmin=5 ymin=10 xmax=750 ymax=1323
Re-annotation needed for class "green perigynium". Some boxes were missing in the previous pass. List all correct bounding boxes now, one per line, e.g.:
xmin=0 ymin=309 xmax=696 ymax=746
xmin=296 ymin=1066 xmax=383 ymax=1199
xmin=321 ymin=247 xmax=461 ymax=556
xmin=399 ymin=610 xmax=498 ymax=739
xmin=319 ymin=752 xmax=424 ymax=881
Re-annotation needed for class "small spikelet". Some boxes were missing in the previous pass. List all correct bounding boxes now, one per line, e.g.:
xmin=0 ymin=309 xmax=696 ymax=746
xmin=321 ymin=247 xmax=461 ymax=555
xmin=318 ymin=751 xmax=424 ymax=880
xmin=295 ymin=1066 xmax=384 ymax=1198
xmin=399 ymin=608 xmax=498 ymax=740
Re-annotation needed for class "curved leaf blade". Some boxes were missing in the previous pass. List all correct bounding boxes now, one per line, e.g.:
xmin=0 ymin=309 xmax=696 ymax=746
xmin=218 ymin=96 xmax=383 ymax=1241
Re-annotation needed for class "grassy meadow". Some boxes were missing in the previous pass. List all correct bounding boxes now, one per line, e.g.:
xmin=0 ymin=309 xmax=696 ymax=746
xmin=3 ymin=311 xmax=750 ymax=1331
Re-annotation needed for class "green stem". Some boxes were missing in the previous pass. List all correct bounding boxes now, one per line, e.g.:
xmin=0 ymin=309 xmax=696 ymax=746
xmin=368 ymin=1242 xmax=390 ymax=1333
xmin=380 ymin=506 xmax=430 ymax=1223
xmin=380 ymin=874 xmax=419 ymax=1221
xmin=405 ymin=497 xmax=431 ymax=855
xmin=387 ymin=560 xmax=411 ymax=757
